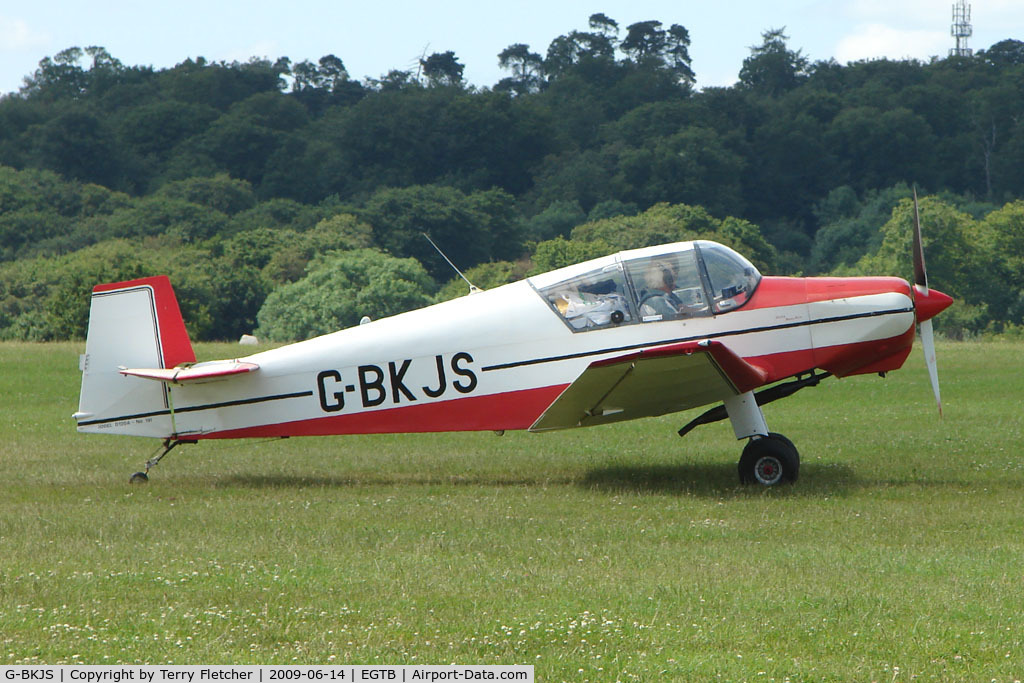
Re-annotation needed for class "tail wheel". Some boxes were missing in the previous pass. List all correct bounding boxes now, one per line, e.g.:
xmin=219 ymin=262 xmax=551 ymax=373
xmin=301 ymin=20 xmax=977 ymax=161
xmin=738 ymin=433 xmax=799 ymax=486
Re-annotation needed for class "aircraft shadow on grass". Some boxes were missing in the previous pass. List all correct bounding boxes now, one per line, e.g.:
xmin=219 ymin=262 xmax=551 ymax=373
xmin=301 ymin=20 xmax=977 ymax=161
xmin=208 ymin=462 xmax=859 ymax=498
xmin=211 ymin=473 xmax=570 ymax=489
xmin=579 ymin=462 xmax=859 ymax=497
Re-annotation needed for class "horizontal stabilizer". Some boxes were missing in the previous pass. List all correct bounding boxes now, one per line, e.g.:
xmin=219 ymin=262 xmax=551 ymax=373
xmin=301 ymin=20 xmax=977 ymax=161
xmin=529 ymin=340 xmax=767 ymax=432
xmin=120 ymin=360 xmax=259 ymax=384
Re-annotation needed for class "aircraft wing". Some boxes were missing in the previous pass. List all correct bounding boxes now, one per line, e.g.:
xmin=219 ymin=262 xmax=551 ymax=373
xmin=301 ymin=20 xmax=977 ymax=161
xmin=529 ymin=340 xmax=767 ymax=431
xmin=120 ymin=360 xmax=259 ymax=384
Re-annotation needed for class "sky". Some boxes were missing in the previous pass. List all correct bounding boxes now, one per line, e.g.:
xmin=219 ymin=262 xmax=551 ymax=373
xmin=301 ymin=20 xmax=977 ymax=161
xmin=1 ymin=1 xmax=1023 ymax=96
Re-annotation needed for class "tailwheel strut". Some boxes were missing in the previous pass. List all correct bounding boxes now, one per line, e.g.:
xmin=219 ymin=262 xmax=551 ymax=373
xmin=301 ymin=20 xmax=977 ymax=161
xmin=129 ymin=438 xmax=197 ymax=483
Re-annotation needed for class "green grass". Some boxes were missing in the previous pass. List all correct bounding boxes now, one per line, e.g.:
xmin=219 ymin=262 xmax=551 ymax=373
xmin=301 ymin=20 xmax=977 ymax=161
xmin=1 ymin=340 xmax=1023 ymax=681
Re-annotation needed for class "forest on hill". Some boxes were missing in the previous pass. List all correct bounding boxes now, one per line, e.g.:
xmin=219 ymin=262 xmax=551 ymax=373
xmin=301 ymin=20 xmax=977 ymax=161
xmin=1 ymin=15 xmax=1023 ymax=342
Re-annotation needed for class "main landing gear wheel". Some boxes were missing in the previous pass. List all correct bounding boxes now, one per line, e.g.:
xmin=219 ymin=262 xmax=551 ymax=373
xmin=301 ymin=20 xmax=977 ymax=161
xmin=738 ymin=433 xmax=799 ymax=486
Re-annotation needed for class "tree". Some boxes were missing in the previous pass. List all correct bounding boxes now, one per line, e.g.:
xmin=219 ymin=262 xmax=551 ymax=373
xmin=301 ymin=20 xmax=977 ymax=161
xmin=275 ymin=86 xmax=546 ymax=200
xmin=520 ymin=200 xmax=587 ymax=241
xmin=293 ymin=54 xmax=348 ymax=92
xmin=170 ymin=258 xmax=269 ymax=340
xmin=157 ymin=174 xmax=256 ymax=214
xmin=529 ymin=236 xmax=615 ymax=273
xmin=367 ymin=69 xmax=418 ymax=92
xmin=290 ymin=54 xmax=365 ymax=111
xmin=978 ymin=39 xmax=1024 ymax=68
xmin=619 ymin=21 xmax=694 ymax=86
xmin=665 ymin=24 xmax=696 ymax=86
xmin=99 ymin=195 xmax=228 ymax=241
xmin=588 ymin=199 xmax=638 ymax=221
xmin=543 ymin=33 xmax=587 ymax=78
xmin=526 ymin=149 xmax=624 ymax=214
xmin=966 ymin=82 xmax=1024 ymax=199
xmin=24 ymin=110 xmax=129 ymax=189
xmin=743 ymin=107 xmax=837 ymax=233
xmin=19 ymin=46 xmax=126 ymax=100
xmin=258 ymin=213 xmax=376 ymax=284
xmin=808 ymin=185 xmax=913 ymax=273
xmin=826 ymin=106 xmax=938 ymax=193
xmin=589 ymin=13 xmax=619 ymax=40
xmin=186 ymin=92 xmax=305 ymax=185
xmin=496 ymin=44 xmax=544 ymax=95
xmin=157 ymin=57 xmax=284 ymax=111
xmin=420 ymin=51 xmax=464 ymax=88
xmin=42 ymin=240 xmax=150 ymax=340
xmin=116 ymin=100 xmax=220 ymax=163
xmin=21 ymin=47 xmax=88 ymax=99
xmin=0 ymin=209 xmax=68 ymax=261
xmin=621 ymin=21 xmax=668 ymax=63
xmin=543 ymin=27 xmax=616 ymax=79
xmin=227 ymin=197 xmax=326 ymax=234
xmin=739 ymin=28 xmax=809 ymax=96
xmin=256 ymin=249 xmax=435 ymax=341
xmin=360 ymin=185 xmax=519 ymax=278
xmin=613 ymin=126 xmax=746 ymax=218
xmin=0 ymin=166 xmax=131 ymax=260
xmin=981 ymin=200 xmax=1024 ymax=326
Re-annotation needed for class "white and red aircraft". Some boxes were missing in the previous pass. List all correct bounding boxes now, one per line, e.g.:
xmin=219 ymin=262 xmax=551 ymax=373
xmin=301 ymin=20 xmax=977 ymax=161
xmin=74 ymin=203 xmax=952 ymax=486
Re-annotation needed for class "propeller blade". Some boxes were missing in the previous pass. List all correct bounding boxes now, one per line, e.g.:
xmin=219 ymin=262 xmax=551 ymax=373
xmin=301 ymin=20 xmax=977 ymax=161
xmin=911 ymin=188 xmax=946 ymax=416
xmin=911 ymin=187 xmax=928 ymax=290
xmin=918 ymin=318 xmax=942 ymax=417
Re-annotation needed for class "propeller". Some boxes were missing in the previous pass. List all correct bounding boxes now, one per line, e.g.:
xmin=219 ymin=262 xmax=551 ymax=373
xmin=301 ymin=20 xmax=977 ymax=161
xmin=910 ymin=188 xmax=953 ymax=416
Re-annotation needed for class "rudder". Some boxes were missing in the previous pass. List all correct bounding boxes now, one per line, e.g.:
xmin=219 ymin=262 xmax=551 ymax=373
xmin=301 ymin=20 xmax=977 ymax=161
xmin=74 ymin=276 xmax=195 ymax=437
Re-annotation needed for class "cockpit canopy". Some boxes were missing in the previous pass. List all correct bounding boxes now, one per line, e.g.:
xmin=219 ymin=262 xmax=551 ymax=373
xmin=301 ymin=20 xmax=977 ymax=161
xmin=529 ymin=241 xmax=761 ymax=332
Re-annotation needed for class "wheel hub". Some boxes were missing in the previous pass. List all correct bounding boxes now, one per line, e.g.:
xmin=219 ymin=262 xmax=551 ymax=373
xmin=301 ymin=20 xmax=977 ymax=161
xmin=754 ymin=455 xmax=783 ymax=486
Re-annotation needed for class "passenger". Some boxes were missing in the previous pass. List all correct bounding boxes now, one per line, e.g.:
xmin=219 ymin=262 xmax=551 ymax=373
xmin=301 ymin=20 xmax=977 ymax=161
xmin=551 ymin=284 xmax=625 ymax=329
xmin=639 ymin=260 xmax=684 ymax=319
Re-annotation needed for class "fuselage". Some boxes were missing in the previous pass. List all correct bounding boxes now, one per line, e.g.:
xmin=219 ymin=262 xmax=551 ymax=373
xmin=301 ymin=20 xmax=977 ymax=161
xmin=148 ymin=243 xmax=921 ymax=441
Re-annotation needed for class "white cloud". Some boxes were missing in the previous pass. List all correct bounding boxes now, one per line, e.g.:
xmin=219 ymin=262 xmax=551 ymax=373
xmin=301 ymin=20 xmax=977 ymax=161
xmin=0 ymin=16 xmax=47 ymax=51
xmin=835 ymin=23 xmax=948 ymax=63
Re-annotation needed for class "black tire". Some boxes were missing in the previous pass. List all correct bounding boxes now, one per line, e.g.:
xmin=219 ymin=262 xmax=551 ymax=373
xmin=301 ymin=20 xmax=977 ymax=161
xmin=129 ymin=471 xmax=149 ymax=484
xmin=738 ymin=434 xmax=799 ymax=486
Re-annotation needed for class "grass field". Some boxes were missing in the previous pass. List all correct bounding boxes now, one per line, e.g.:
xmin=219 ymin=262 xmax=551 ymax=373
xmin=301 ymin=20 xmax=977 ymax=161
xmin=1 ymin=340 xmax=1023 ymax=681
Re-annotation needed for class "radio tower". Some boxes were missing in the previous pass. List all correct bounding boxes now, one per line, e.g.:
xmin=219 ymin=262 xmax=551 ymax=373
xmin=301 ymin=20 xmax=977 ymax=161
xmin=950 ymin=0 xmax=973 ymax=57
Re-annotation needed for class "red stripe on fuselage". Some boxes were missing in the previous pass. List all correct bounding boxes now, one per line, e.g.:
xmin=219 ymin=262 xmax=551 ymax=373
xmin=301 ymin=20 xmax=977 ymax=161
xmin=199 ymin=383 xmax=570 ymax=439
xmin=746 ymin=276 xmax=912 ymax=310
xmin=743 ymin=327 xmax=916 ymax=381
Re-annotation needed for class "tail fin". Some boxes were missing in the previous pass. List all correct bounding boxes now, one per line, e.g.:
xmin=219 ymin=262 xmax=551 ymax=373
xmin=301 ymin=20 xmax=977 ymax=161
xmin=74 ymin=276 xmax=195 ymax=437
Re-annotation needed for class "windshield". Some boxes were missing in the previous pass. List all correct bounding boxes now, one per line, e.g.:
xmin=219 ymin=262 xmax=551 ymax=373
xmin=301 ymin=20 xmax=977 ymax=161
xmin=695 ymin=241 xmax=761 ymax=313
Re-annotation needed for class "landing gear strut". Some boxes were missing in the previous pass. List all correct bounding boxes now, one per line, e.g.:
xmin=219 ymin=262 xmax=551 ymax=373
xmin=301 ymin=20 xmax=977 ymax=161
xmin=719 ymin=390 xmax=800 ymax=486
xmin=129 ymin=438 xmax=196 ymax=483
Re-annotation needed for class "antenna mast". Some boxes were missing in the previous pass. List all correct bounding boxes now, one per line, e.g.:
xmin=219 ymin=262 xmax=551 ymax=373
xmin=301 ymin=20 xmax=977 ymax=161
xmin=421 ymin=233 xmax=480 ymax=294
xmin=950 ymin=0 xmax=973 ymax=58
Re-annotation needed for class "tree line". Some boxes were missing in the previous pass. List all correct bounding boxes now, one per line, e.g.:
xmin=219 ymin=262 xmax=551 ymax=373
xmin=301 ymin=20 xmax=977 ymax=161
xmin=1 ymin=16 xmax=1023 ymax=342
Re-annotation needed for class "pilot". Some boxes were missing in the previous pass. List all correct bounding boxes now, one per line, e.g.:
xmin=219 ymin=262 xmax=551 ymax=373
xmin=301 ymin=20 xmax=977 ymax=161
xmin=640 ymin=260 xmax=684 ymax=318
